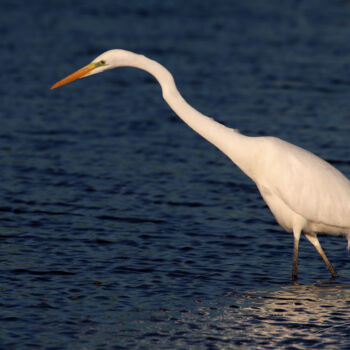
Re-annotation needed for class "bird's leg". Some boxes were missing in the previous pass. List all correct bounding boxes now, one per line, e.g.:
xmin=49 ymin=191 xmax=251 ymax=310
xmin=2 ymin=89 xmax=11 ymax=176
xmin=304 ymin=233 xmax=338 ymax=278
xmin=292 ymin=228 xmax=301 ymax=281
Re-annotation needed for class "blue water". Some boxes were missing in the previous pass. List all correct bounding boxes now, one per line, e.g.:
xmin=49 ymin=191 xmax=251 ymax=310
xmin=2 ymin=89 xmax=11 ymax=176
xmin=2 ymin=0 xmax=350 ymax=348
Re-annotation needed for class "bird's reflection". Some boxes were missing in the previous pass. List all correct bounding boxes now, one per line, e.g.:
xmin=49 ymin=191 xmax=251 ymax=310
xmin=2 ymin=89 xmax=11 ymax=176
xmin=182 ymin=282 xmax=350 ymax=348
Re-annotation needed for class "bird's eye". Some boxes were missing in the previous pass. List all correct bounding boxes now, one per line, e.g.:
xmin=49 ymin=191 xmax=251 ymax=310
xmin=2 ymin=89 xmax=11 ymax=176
xmin=94 ymin=60 xmax=107 ymax=68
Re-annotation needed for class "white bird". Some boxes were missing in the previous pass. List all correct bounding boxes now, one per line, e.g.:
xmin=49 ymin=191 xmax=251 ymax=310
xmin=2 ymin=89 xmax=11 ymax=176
xmin=51 ymin=49 xmax=350 ymax=280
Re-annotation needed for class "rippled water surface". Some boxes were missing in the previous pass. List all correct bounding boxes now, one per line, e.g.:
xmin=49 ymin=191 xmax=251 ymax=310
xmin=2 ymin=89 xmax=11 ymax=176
xmin=2 ymin=0 xmax=350 ymax=348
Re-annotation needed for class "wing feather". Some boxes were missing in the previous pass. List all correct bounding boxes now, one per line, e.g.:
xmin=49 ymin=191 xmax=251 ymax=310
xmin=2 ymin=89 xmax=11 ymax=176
xmin=256 ymin=137 xmax=350 ymax=228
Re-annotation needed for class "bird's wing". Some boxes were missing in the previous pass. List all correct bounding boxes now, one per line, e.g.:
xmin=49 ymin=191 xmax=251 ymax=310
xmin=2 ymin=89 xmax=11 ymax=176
xmin=256 ymin=137 xmax=350 ymax=229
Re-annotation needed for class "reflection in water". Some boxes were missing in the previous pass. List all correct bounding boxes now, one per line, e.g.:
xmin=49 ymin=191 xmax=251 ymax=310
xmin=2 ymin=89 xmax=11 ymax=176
xmin=221 ymin=282 xmax=350 ymax=348
xmin=76 ymin=282 xmax=350 ymax=349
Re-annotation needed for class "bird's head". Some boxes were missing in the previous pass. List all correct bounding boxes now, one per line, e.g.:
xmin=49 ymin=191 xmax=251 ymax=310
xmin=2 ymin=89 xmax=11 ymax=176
xmin=50 ymin=49 xmax=134 ymax=90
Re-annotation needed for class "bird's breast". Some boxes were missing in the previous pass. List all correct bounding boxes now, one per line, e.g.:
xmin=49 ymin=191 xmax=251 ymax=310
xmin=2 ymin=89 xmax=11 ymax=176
xmin=257 ymin=184 xmax=299 ymax=233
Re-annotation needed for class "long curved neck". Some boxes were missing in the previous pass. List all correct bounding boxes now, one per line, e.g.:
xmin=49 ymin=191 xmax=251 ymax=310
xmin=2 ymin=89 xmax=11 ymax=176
xmin=127 ymin=54 xmax=258 ymax=179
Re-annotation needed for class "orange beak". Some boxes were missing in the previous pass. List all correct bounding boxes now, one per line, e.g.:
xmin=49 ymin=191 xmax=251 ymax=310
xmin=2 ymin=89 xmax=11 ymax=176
xmin=50 ymin=63 xmax=97 ymax=90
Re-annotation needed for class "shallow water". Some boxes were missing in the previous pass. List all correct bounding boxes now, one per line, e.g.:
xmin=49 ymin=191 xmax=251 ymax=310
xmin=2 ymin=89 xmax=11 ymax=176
xmin=1 ymin=0 xmax=350 ymax=349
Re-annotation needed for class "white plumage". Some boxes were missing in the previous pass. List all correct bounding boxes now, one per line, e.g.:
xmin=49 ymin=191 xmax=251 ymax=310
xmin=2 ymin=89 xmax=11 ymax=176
xmin=255 ymin=137 xmax=350 ymax=233
xmin=51 ymin=49 xmax=350 ymax=279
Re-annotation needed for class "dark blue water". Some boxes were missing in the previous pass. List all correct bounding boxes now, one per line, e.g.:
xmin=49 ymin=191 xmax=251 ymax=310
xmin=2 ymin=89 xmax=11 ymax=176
xmin=2 ymin=0 xmax=350 ymax=348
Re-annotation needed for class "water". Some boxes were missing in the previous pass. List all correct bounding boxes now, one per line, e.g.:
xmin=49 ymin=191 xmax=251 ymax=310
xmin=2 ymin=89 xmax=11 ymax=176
xmin=1 ymin=0 xmax=350 ymax=348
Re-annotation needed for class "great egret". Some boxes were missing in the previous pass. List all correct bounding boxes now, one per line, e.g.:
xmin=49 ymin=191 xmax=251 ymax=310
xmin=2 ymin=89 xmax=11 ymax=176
xmin=51 ymin=49 xmax=350 ymax=280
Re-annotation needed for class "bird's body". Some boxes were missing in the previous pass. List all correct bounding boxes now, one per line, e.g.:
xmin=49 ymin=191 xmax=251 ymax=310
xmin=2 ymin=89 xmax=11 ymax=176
xmin=253 ymin=137 xmax=350 ymax=235
xmin=51 ymin=49 xmax=350 ymax=279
